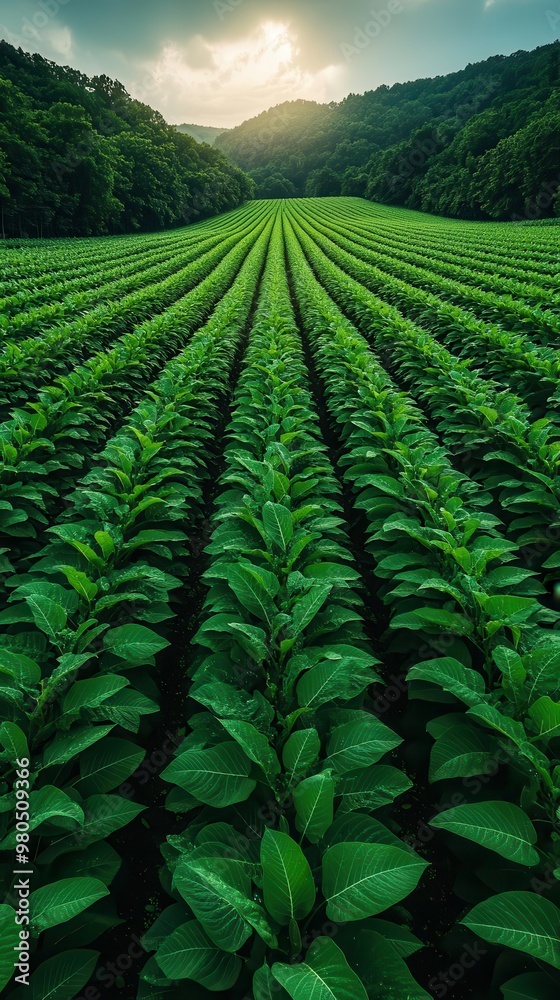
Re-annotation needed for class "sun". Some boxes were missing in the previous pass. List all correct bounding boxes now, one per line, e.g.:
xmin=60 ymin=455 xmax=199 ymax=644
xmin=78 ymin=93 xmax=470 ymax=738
xmin=261 ymin=20 xmax=292 ymax=45
xmin=146 ymin=18 xmax=341 ymax=126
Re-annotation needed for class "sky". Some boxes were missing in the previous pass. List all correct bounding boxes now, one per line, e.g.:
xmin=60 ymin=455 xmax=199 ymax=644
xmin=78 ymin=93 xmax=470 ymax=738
xmin=0 ymin=0 xmax=558 ymax=126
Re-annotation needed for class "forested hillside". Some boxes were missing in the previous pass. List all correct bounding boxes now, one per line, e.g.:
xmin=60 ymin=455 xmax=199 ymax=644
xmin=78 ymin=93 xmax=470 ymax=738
xmin=0 ymin=42 xmax=253 ymax=237
xmin=176 ymin=123 xmax=230 ymax=146
xmin=216 ymin=43 xmax=560 ymax=220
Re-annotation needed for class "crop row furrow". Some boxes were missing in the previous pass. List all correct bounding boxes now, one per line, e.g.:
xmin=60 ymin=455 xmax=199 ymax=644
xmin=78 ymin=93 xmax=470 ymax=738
xmin=288 ymin=208 xmax=560 ymax=584
xmin=327 ymin=199 xmax=560 ymax=286
xmin=1 ymin=202 xmax=267 ymax=342
xmin=0 ymin=211 xmax=275 ymax=594
xmin=0 ymin=203 xmax=253 ymax=290
xmin=0 ymin=205 xmax=271 ymax=416
xmin=304 ymin=200 xmax=560 ymax=312
xmin=294 ymin=205 xmax=560 ymax=414
xmin=0 ymin=224 xmax=233 ymax=327
xmin=296 ymin=202 xmax=560 ymax=347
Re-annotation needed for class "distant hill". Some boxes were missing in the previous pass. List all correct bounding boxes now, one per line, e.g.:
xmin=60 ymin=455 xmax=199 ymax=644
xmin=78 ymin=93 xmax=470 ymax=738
xmin=215 ymin=44 xmax=560 ymax=220
xmin=176 ymin=123 xmax=230 ymax=146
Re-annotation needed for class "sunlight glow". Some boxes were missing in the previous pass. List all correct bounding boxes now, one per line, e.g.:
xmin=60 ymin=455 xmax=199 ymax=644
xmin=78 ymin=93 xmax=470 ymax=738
xmin=141 ymin=20 xmax=342 ymax=127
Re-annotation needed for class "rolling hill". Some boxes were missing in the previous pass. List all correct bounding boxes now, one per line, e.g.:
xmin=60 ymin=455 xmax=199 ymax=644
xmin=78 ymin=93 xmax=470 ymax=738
xmin=176 ymin=123 xmax=230 ymax=146
xmin=215 ymin=43 xmax=560 ymax=220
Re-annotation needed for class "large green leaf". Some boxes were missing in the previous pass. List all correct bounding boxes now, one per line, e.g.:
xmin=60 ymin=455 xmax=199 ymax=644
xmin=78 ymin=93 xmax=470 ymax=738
xmin=26 ymin=594 xmax=67 ymax=639
xmin=155 ymin=920 xmax=241 ymax=989
xmin=501 ymin=972 xmax=559 ymax=999
xmin=77 ymin=737 xmax=145 ymax=794
xmin=104 ymin=623 xmax=169 ymax=663
xmin=222 ymin=563 xmax=279 ymax=622
xmin=282 ymin=728 xmax=320 ymax=781
xmin=461 ymin=892 xmax=560 ymax=969
xmin=173 ymin=855 xmax=276 ymax=952
xmin=62 ymin=675 xmax=129 ymax=716
xmin=219 ymin=719 xmax=280 ymax=782
xmin=272 ymin=937 xmax=368 ymax=1000
xmin=191 ymin=680 xmax=272 ymax=728
xmin=303 ymin=562 xmax=360 ymax=582
xmin=293 ymin=772 xmax=335 ymax=844
xmin=254 ymin=961 xmax=289 ymax=1000
xmin=479 ymin=595 xmax=538 ymax=621
xmin=1 ymin=786 xmax=83 ymax=849
xmin=323 ymin=842 xmax=428 ymax=922
xmin=193 ymin=824 xmax=259 ymax=882
xmin=467 ymin=704 xmax=527 ymax=746
xmin=430 ymin=802 xmax=539 ymax=866
xmin=30 ymin=949 xmax=100 ymax=1000
xmin=141 ymin=904 xmax=189 ymax=952
xmin=407 ymin=658 xmax=487 ymax=707
xmin=321 ymin=813 xmax=397 ymax=850
xmin=296 ymin=653 xmax=374 ymax=709
xmin=162 ymin=742 xmax=256 ymax=807
xmin=30 ymin=878 xmax=109 ymax=933
xmin=58 ymin=843 xmax=122 ymax=885
xmin=390 ymin=608 xmax=473 ymax=636
xmin=528 ymin=696 xmax=560 ymax=742
xmin=59 ymin=566 xmax=98 ymax=603
xmin=326 ymin=718 xmax=401 ymax=773
xmin=42 ymin=726 xmax=114 ymax=768
xmin=227 ymin=623 xmax=269 ymax=663
xmin=0 ymin=721 xmax=29 ymax=760
xmin=261 ymin=829 xmax=316 ymax=926
xmin=263 ymin=502 xmax=293 ymax=551
xmin=526 ymin=647 xmax=560 ymax=700
xmin=361 ymin=920 xmax=424 ymax=959
xmin=0 ymin=648 xmax=41 ymax=688
xmin=0 ymin=905 xmax=19 ymax=991
xmin=335 ymin=927 xmax=431 ymax=999
xmin=429 ymin=723 xmax=497 ymax=782
xmin=290 ymin=585 xmax=332 ymax=637
xmin=68 ymin=794 xmax=145 ymax=847
xmin=337 ymin=764 xmax=412 ymax=813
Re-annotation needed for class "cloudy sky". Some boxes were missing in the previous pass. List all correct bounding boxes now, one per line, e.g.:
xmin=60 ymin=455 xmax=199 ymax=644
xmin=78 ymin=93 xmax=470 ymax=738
xmin=0 ymin=0 xmax=557 ymax=126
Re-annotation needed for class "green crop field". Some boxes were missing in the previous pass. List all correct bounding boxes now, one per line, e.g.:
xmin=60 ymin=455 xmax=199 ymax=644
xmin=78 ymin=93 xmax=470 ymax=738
xmin=1 ymin=197 xmax=560 ymax=1000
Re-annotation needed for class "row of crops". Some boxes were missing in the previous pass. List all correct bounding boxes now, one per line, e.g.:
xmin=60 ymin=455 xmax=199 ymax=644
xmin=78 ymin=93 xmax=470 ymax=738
xmin=0 ymin=198 xmax=559 ymax=1000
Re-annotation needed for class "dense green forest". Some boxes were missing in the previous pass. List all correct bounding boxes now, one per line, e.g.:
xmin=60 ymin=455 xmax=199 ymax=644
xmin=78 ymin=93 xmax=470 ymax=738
xmin=0 ymin=41 xmax=253 ymax=238
xmin=216 ymin=43 xmax=560 ymax=221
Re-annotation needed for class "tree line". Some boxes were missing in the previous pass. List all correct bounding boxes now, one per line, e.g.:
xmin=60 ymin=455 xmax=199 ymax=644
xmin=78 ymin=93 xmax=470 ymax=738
xmin=0 ymin=41 xmax=254 ymax=238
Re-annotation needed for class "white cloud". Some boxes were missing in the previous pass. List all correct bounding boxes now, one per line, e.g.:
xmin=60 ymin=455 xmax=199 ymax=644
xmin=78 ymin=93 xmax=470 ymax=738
xmin=138 ymin=20 xmax=343 ymax=125
xmin=42 ymin=24 xmax=73 ymax=59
